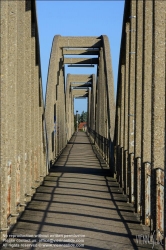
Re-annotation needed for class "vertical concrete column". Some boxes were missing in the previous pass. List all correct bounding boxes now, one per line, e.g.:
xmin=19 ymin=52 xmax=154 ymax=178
xmin=56 ymin=82 xmax=60 ymax=156
xmin=71 ymin=95 xmax=74 ymax=135
xmin=151 ymin=0 xmax=166 ymax=237
xmin=54 ymin=54 xmax=62 ymax=159
xmin=95 ymin=58 xmax=101 ymax=149
xmin=95 ymin=76 xmax=99 ymax=147
xmin=116 ymin=106 xmax=121 ymax=182
xmin=120 ymin=65 xmax=125 ymax=149
xmin=134 ymin=0 xmax=143 ymax=214
xmin=96 ymin=55 xmax=100 ymax=150
xmin=103 ymin=56 xmax=107 ymax=160
xmin=64 ymin=76 xmax=67 ymax=148
xmin=69 ymin=80 xmax=73 ymax=139
xmin=62 ymin=71 xmax=66 ymax=149
xmin=8 ymin=0 xmax=17 ymax=224
xmin=65 ymin=75 xmax=70 ymax=141
xmin=99 ymin=48 xmax=105 ymax=154
xmin=89 ymin=83 xmax=92 ymax=132
xmin=89 ymin=88 xmax=91 ymax=134
xmin=34 ymin=64 xmax=38 ymax=184
xmin=114 ymin=112 xmax=118 ymax=176
xmin=42 ymin=116 xmax=47 ymax=177
xmin=65 ymin=80 xmax=68 ymax=140
xmin=104 ymin=67 xmax=109 ymax=163
xmin=99 ymin=49 xmax=103 ymax=153
xmin=7 ymin=1 xmax=18 ymax=224
xmin=54 ymin=102 xmax=57 ymax=159
xmin=123 ymin=22 xmax=130 ymax=195
xmin=59 ymin=68 xmax=65 ymax=151
xmin=45 ymin=36 xmax=61 ymax=166
xmin=128 ymin=0 xmax=136 ymax=204
xmin=119 ymin=65 xmax=125 ymax=188
xmin=60 ymin=58 xmax=64 ymax=152
xmin=35 ymin=65 xmax=40 ymax=185
xmin=39 ymin=104 xmax=42 ymax=180
xmin=39 ymin=105 xmax=44 ymax=180
xmin=38 ymin=80 xmax=44 ymax=181
xmin=58 ymin=76 xmax=61 ymax=153
xmin=58 ymin=71 xmax=63 ymax=153
xmin=70 ymin=91 xmax=73 ymax=135
xmin=53 ymin=58 xmax=62 ymax=158
xmin=102 ymin=35 xmax=115 ymax=171
xmin=70 ymin=84 xmax=73 ymax=137
xmin=115 ymin=79 xmax=121 ymax=183
xmin=31 ymin=22 xmax=36 ymax=192
xmin=24 ymin=0 xmax=32 ymax=200
xmin=69 ymin=91 xmax=72 ymax=136
xmin=99 ymin=48 xmax=107 ymax=139
xmin=89 ymin=87 xmax=92 ymax=133
xmin=17 ymin=0 xmax=26 ymax=210
xmin=88 ymin=89 xmax=91 ymax=132
xmin=92 ymin=75 xmax=96 ymax=131
xmin=89 ymin=76 xmax=95 ymax=142
xmin=0 ymin=0 xmax=9 ymax=240
xmin=141 ymin=0 xmax=153 ymax=225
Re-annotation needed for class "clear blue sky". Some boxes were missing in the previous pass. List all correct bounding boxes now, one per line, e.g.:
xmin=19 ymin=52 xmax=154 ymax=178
xmin=36 ymin=0 xmax=125 ymax=114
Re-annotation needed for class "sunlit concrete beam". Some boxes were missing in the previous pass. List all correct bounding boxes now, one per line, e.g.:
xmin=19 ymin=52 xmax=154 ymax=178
xmin=59 ymin=36 xmax=102 ymax=48
xmin=68 ymin=74 xmax=92 ymax=82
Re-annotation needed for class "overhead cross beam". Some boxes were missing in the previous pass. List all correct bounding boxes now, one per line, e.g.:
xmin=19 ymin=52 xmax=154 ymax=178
xmin=63 ymin=48 xmax=99 ymax=55
xmin=70 ymin=83 xmax=92 ymax=88
xmin=63 ymin=58 xmax=98 ymax=65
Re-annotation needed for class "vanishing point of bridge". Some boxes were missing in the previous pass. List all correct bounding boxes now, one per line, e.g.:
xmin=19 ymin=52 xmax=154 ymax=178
xmin=0 ymin=0 xmax=166 ymax=249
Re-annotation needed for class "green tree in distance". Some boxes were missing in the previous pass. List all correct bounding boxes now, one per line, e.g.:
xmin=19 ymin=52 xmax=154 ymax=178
xmin=74 ymin=111 xmax=87 ymax=131
xmin=79 ymin=111 xmax=87 ymax=122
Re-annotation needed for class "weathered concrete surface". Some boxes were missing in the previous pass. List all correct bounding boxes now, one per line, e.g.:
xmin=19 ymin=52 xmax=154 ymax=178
xmin=114 ymin=0 xmax=166 ymax=241
xmin=134 ymin=0 xmax=143 ymax=214
xmin=1 ymin=133 xmax=162 ymax=250
xmin=67 ymin=74 xmax=92 ymax=83
xmin=59 ymin=36 xmax=102 ymax=48
xmin=0 ymin=0 xmax=46 ymax=241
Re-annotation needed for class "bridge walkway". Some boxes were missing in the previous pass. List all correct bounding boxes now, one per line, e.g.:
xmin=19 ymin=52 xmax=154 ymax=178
xmin=2 ymin=132 xmax=162 ymax=250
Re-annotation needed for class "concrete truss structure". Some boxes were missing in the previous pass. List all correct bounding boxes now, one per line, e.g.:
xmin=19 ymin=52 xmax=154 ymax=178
xmin=66 ymin=74 xmax=92 ymax=141
xmin=1 ymin=0 xmax=166 ymax=245
xmin=114 ymin=0 xmax=166 ymax=241
xmin=0 ymin=0 xmax=46 ymax=240
xmin=45 ymin=35 xmax=115 ymax=173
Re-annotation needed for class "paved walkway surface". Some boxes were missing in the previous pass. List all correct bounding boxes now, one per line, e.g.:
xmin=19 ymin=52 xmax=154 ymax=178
xmin=2 ymin=132 xmax=162 ymax=250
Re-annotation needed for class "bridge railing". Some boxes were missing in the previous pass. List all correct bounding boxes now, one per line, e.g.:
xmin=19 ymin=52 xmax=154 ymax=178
xmin=88 ymin=128 xmax=111 ymax=168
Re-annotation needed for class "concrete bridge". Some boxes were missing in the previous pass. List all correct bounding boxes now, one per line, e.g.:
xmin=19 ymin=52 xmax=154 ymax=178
xmin=0 ymin=0 xmax=165 ymax=249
